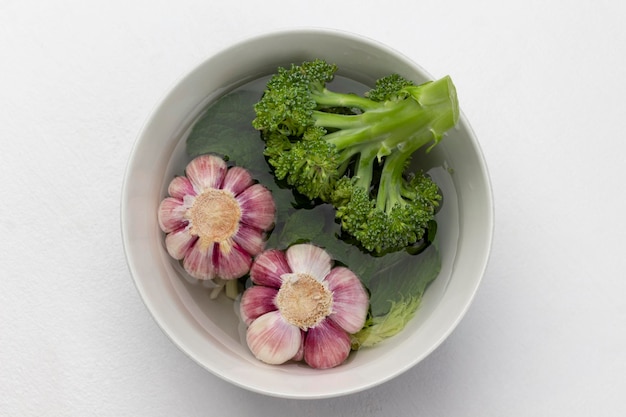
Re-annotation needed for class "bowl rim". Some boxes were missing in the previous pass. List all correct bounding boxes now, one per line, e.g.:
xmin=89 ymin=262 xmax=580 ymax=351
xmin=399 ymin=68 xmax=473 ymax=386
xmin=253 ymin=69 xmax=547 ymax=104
xmin=120 ymin=27 xmax=494 ymax=399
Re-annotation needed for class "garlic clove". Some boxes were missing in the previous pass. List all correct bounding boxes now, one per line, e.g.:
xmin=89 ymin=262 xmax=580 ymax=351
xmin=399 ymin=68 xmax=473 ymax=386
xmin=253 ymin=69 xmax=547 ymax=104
xmin=246 ymin=311 xmax=301 ymax=365
xmin=182 ymin=241 xmax=217 ymax=280
xmin=237 ymin=184 xmax=276 ymax=231
xmin=185 ymin=154 xmax=227 ymax=193
xmin=214 ymin=242 xmax=252 ymax=280
xmin=286 ymin=244 xmax=332 ymax=282
xmin=167 ymin=175 xmax=195 ymax=199
xmin=164 ymin=227 xmax=197 ymax=260
xmin=325 ymin=266 xmax=369 ymax=334
xmin=240 ymin=285 xmax=279 ymax=326
xmin=303 ymin=318 xmax=351 ymax=369
xmin=157 ymin=197 xmax=187 ymax=233
xmin=231 ymin=223 xmax=266 ymax=256
xmin=250 ymin=249 xmax=291 ymax=288
xmin=221 ymin=165 xmax=254 ymax=196
xmin=292 ymin=330 xmax=305 ymax=362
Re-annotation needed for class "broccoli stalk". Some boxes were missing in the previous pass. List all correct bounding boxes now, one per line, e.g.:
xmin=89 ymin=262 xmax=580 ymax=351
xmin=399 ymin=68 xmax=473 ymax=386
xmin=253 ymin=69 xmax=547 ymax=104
xmin=253 ymin=59 xmax=459 ymax=254
xmin=313 ymin=76 xmax=457 ymax=157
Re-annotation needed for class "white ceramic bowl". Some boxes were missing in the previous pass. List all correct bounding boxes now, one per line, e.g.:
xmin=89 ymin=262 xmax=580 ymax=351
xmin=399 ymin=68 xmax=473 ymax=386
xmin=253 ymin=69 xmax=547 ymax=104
xmin=121 ymin=28 xmax=493 ymax=399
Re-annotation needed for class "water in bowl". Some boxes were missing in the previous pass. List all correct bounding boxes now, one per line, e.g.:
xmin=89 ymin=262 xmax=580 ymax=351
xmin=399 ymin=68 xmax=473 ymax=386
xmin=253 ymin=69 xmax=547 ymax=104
xmin=157 ymin=73 xmax=460 ymax=364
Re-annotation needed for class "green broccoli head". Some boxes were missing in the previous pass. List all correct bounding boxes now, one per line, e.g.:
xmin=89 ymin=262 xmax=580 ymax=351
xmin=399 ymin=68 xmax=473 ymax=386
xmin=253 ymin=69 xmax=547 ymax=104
xmin=331 ymin=171 xmax=441 ymax=255
xmin=253 ymin=59 xmax=458 ymax=254
xmin=265 ymin=126 xmax=341 ymax=201
xmin=252 ymin=59 xmax=337 ymax=136
xmin=365 ymin=73 xmax=416 ymax=102
xmin=332 ymin=177 xmax=374 ymax=234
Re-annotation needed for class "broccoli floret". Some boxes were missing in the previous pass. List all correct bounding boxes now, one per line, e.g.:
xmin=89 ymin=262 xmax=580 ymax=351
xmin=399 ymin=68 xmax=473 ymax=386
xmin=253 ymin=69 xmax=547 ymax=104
xmin=253 ymin=59 xmax=458 ymax=254
xmin=332 ymin=167 xmax=441 ymax=254
xmin=365 ymin=73 xmax=417 ymax=102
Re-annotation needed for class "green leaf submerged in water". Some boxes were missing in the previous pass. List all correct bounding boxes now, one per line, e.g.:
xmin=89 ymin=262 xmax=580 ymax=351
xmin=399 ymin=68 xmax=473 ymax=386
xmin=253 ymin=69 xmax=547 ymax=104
xmin=186 ymin=89 xmax=265 ymax=168
xmin=351 ymin=243 xmax=441 ymax=349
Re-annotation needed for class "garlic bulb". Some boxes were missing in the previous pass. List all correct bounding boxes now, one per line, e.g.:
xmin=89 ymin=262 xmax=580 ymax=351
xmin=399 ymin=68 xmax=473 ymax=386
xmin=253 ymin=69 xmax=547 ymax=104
xmin=158 ymin=154 xmax=275 ymax=281
xmin=240 ymin=243 xmax=369 ymax=369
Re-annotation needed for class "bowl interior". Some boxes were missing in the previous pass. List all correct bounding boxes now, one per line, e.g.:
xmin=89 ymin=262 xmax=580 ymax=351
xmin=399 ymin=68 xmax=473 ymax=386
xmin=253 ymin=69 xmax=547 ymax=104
xmin=121 ymin=28 xmax=493 ymax=399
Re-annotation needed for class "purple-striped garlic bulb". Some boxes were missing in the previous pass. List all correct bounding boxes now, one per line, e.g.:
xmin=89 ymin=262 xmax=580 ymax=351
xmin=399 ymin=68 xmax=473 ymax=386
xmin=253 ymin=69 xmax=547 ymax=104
xmin=240 ymin=243 xmax=369 ymax=369
xmin=158 ymin=154 xmax=275 ymax=282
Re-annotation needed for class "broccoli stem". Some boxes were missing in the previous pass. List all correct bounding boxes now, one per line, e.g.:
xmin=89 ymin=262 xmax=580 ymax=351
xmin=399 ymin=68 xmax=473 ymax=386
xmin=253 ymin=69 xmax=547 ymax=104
xmin=353 ymin=144 xmax=380 ymax=191
xmin=336 ymin=143 xmax=379 ymax=190
xmin=320 ymin=100 xmax=423 ymax=151
xmin=314 ymin=76 xmax=457 ymax=157
xmin=376 ymin=149 xmax=411 ymax=213
xmin=311 ymin=89 xmax=380 ymax=111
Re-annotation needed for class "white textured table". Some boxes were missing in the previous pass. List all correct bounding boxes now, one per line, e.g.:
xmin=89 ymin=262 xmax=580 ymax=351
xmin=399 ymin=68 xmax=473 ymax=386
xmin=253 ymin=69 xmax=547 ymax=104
xmin=2 ymin=1 xmax=625 ymax=415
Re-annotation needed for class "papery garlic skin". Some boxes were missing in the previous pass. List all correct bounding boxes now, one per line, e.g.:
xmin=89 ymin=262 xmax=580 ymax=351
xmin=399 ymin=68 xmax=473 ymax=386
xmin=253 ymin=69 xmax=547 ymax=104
xmin=240 ymin=244 xmax=369 ymax=369
xmin=157 ymin=154 xmax=275 ymax=281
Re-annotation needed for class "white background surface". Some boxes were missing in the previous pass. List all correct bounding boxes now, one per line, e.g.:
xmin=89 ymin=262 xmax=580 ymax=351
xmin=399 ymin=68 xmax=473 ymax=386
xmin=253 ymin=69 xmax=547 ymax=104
xmin=1 ymin=0 xmax=625 ymax=415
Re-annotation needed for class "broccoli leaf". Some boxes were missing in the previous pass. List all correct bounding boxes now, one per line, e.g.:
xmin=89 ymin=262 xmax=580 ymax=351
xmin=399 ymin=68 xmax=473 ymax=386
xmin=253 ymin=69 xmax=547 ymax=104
xmin=186 ymin=89 xmax=264 ymax=167
xmin=367 ymin=243 xmax=441 ymax=317
xmin=276 ymin=205 xmax=327 ymax=247
xmin=351 ymin=296 xmax=422 ymax=349
xmin=351 ymin=243 xmax=441 ymax=349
